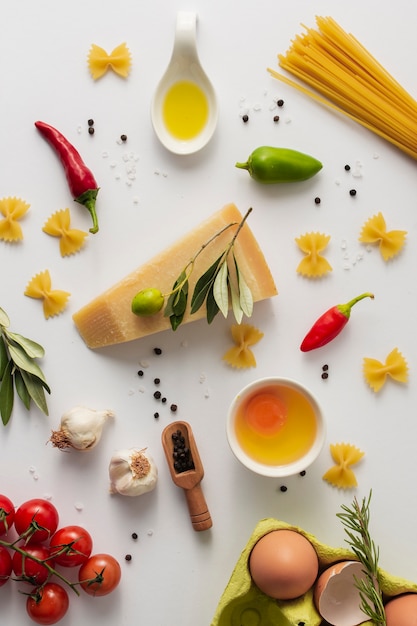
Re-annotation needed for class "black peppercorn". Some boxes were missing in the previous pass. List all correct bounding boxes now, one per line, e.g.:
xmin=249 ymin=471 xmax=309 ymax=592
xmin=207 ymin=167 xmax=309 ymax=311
xmin=321 ymin=372 xmax=329 ymax=379
xmin=300 ymin=470 xmax=306 ymax=477
xmin=314 ymin=197 xmax=321 ymax=205
xmin=120 ymin=134 xmax=127 ymax=142
xmin=154 ymin=412 xmax=159 ymax=419
xmin=154 ymin=347 xmax=162 ymax=355
xmin=349 ymin=189 xmax=357 ymax=196
xmin=242 ymin=114 xmax=249 ymax=123
xmin=125 ymin=554 xmax=132 ymax=562
xmin=87 ymin=119 xmax=94 ymax=126
xmin=88 ymin=127 xmax=95 ymax=135
xmin=153 ymin=378 xmax=160 ymax=385
xmin=154 ymin=391 xmax=161 ymax=400
xmin=137 ymin=370 xmax=144 ymax=377
xmin=277 ymin=99 xmax=284 ymax=107
xmin=131 ymin=533 xmax=138 ymax=540
xmin=170 ymin=404 xmax=178 ymax=412
xmin=344 ymin=164 xmax=351 ymax=171
xmin=273 ymin=115 xmax=280 ymax=122
xmin=279 ymin=485 xmax=287 ymax=492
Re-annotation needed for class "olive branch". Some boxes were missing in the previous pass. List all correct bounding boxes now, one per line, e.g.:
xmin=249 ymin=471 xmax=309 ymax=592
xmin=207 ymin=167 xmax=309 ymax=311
xmin=164 ymin=208 xmax=254 ymax=330
xmin=0 ymin=307 xmax=50 ymax=425
xmin=337 ymin=491 xmax=386 ymax=625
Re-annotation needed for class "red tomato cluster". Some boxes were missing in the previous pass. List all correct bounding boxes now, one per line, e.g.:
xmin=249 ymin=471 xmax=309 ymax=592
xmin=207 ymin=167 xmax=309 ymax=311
xmin=0 ymin=495 xmax=121 ymax=625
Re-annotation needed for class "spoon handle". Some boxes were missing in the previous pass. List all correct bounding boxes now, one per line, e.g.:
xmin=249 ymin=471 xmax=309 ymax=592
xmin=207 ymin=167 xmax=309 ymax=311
xmin=172 ymin=11 xmax=199 ymax=63
xmin=184 ymin=484 xmax=213 ymax=532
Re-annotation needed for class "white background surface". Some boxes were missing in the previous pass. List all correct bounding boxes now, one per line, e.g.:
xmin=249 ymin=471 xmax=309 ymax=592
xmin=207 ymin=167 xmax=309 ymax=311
xmin=1 ymin=1 xmax=417 ymax=624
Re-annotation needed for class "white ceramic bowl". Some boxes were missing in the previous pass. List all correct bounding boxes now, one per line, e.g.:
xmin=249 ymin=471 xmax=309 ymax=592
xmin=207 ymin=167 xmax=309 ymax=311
xmin=226 ymin=377 xmax=326 ymax=477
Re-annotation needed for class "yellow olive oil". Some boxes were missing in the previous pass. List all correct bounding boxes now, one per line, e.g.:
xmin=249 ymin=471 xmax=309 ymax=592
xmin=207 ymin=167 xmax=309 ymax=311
xmin=234 ymin=384 xmax=317 ymax=465
xmin=163 ymin=80 xmax=209 ymax=140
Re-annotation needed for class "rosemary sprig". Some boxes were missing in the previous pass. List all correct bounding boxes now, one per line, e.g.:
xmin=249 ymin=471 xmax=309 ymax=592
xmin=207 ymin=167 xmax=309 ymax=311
xmin=337 ymin=491 xmax=386 ymax=625
xmin=0 ymin=307 xmax=50 ymax=425
xmin=164 ymin=208 xmax=254 ymax=330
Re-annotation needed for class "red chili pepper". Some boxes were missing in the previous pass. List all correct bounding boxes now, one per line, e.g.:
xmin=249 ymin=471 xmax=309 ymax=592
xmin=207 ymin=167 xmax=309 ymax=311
xmin=300 ymin=292 xmax=374 ymax=352
xmin=35 ymin=121 xmax=99 ymax=234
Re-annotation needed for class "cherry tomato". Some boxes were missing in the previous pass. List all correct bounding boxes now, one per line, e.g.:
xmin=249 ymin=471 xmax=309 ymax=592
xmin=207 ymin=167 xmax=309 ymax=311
xmin=14 ymin=499 xmax=59 ymax=544
xmin=0 ymin=494 xmax=15 ymax=535
xmin=78 ymin=553 xmax=121 ymax=596
xmin=50 ymin=525 xmax=93 ymax=567
xmin=26 ymin=582 xmax=69 ymax=625
xmin=0 ymin=546 xmax=12 ymax=587
xmin=12 ymin=543 xmax=54 ymax=585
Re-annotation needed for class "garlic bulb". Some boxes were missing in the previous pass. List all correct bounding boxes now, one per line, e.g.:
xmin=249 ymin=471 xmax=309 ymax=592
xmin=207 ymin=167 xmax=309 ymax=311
xmin=49 ymin=406 xmax=114 ymax=451
xmin=109 ymin=448 xmax=158 ymax=497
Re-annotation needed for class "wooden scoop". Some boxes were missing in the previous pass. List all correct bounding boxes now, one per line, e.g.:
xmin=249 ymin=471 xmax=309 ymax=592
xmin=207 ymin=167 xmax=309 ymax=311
xmin=162 ymin=420 xmax=212 ymax=532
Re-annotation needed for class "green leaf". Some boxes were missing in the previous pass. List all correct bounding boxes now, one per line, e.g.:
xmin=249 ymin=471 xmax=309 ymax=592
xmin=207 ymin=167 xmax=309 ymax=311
xmin=6 ymin=331 xmax=45 ymax=359
xmin=20 ymin=370 xmax=49 ymax=416
xmin=233 ymin=253 xmax=253 ymax=318
xmin=0 ymin=360 xmax=14 ymax=425
xmin=190 ymin=255 xmax=223 ymax=314
xmin=14 ymin=370 xmax=31 ymax=410
xmin=237 ymin=267 xmax=253 ymax=317
xmin=206 ymin=286 xmax=220 ymax=324
xmin=0 ymin=308 xmax=10 ymax=329
xmin=0 ymin=337 xmax=8 ymax=380
xmin=213 ymin=261 xmax=229 ymax=318
xmin=230 ymin=282 xmax=244 ymax=324
xmin=7 ymin=343 xmax=47 ymax=384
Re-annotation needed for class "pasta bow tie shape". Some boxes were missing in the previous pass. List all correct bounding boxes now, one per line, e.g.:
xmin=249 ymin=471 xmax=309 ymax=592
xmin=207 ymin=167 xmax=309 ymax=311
xmin=87 ymin=43 xmax=132 ymax=80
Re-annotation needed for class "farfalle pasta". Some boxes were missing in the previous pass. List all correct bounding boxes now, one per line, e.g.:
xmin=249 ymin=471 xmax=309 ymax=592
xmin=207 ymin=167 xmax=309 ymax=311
xmin=0 ymin=196 xmax=30 ymax=242
xmin=359 ymin=212 xmax=407 ymax=260
xmin=322 ymin=442 xmax=365 ymax=489
xmin=222 ymin=323 xmax=264 ymax=369
xmin=363 ymin=347 xmax=408 ymax=392
xmin=24 ymin=270 xmax=70 ymax=319
xmin=87 ymin=43 xmax=132 ymax=80
xmin=43 ymin=208 xmax=88 ymax=256
xmin=295 ymin=232 xmax=332 ymax=278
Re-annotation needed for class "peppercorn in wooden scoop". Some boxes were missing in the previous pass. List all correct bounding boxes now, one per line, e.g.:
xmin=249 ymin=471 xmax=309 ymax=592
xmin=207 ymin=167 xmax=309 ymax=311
xmin=162 ymin=421 xmax=212 ymax=532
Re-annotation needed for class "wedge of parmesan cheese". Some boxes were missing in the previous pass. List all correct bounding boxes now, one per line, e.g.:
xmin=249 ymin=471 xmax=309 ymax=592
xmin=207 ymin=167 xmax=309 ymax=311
xmin=73 ymin=204 xmax=277 ymax=348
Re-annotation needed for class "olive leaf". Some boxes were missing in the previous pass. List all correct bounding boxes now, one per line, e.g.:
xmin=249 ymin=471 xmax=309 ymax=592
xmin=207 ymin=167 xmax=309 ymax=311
xmin=164 ymin=271 xmax=189 ymax=331
xmin=6 ymin=331 xmax=45 ymax=359
xmin=0 ymin=307 xmax=10 ymax=328
xmin=7 ymin=343 xmax=48 ymax=385
xmin=0 ymin=307 xmax=50 ymax=425
xmin=20 ymin=370 xmax=50 ymax=416
xmin=230 ymin=281 xmax=244 ymax=324
xmin=0 ymin=360 xmax=14 ymax=426
xmin=213 ymin=260 xmax=229 ymax=318
xmin=190 ymin=254 xmax=224 ymax=314
xmin=206 ymin=285 xmax=220 ymax=324
xmin=235 ymin=257 xmax=253 ymax=317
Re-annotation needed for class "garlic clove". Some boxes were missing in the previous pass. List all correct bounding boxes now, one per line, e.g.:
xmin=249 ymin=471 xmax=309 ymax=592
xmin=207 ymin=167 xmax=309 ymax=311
xmin=49 ymin=406 xmax=115 ymax=451
xmin=109 ymin=448 xmax=158 ymax=497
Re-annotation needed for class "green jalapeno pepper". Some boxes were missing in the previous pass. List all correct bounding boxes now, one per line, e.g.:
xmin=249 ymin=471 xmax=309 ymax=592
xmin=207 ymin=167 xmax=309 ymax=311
xmin=235 ymin=146 xmax=323 ymax=184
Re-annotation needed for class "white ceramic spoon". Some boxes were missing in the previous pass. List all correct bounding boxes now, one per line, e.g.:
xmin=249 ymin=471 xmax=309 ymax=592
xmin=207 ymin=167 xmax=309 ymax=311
xmin=151 ymin=12 xmax=218 ymax=155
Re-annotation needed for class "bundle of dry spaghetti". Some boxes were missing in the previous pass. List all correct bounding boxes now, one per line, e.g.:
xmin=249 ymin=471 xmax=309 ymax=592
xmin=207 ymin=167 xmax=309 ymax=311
xmin=268 ymin=16 xmax=417 ymax=160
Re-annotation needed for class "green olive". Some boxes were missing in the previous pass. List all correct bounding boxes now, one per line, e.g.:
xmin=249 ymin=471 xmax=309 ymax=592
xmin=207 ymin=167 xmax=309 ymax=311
xmin=131 ymin=288 xmax=164 ymax=317
xmin=235 ymin=146 xmax=323 ymax=183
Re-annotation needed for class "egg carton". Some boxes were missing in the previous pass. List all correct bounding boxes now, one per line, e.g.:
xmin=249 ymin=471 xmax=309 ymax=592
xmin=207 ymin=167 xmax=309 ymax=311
xmin=211 ymin=517 xmax=417 ymax=626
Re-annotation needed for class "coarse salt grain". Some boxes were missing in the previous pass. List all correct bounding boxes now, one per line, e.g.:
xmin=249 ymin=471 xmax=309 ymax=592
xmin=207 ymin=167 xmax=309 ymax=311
xmin=74 ymin=502 xmax=84 ymax=511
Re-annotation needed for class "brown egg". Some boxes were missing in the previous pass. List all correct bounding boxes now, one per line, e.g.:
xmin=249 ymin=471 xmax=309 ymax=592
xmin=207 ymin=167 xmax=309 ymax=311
xmin=248 ymin=529 xmax=319 ymax=600
xmin=385 ymin=593 xmax=417 ymax=625
xmin=313 ymin=560 xmax=368 ymax=626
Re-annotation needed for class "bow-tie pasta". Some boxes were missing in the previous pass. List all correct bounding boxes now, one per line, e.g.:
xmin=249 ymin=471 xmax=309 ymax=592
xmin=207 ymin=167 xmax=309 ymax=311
xmin=88 ymin=43 xmax=132 ymax=80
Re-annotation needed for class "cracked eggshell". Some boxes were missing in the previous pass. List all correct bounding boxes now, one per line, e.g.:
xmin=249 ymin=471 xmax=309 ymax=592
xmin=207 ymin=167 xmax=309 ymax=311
xmin=385 ymin=593 xmax=417 ymax=625
xmin=313 ymin=560 xmax=368 ymax=626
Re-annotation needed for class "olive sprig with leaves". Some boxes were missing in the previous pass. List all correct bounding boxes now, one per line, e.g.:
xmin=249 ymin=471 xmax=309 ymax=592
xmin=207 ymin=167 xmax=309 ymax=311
xmin=0 ymin=307 xmax=50 ymax=426
xmin=131 ymin=208 xmax=254 ymax=331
